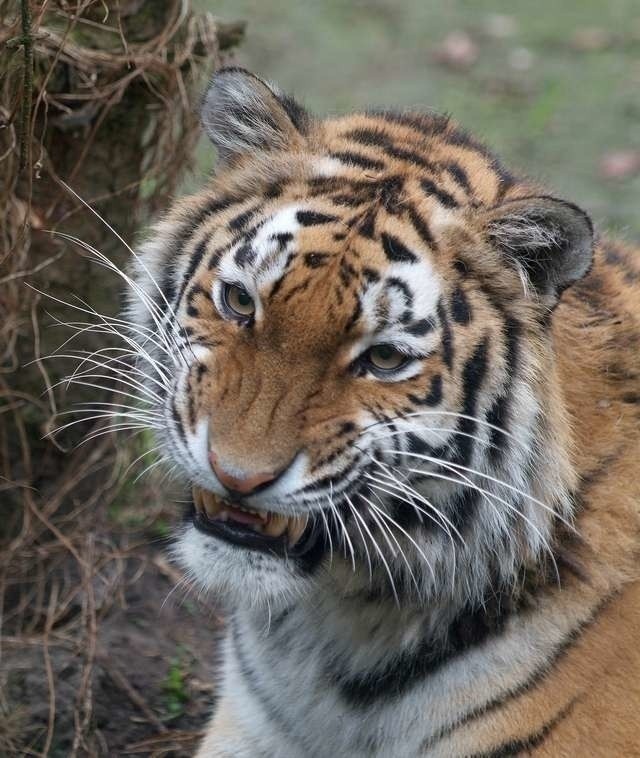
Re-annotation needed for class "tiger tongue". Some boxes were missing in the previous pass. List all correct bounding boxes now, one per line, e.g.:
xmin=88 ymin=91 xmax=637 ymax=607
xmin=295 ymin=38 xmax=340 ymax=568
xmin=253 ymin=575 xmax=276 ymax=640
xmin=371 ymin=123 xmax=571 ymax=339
xmin=222 ymin=504 xmax=265 ymax=526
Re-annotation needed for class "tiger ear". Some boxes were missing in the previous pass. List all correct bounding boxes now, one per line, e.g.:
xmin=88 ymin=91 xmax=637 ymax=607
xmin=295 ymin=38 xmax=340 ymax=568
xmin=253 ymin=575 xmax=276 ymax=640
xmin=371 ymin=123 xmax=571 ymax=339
xmin=201 ymin=67 xmax=310 ymax=164
xmin=485 ymin=195 xmax=594 ymax=301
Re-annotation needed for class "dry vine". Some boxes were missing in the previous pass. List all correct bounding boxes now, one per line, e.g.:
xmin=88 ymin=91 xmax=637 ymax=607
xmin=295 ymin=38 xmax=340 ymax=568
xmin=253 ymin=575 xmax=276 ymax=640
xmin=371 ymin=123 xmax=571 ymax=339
xmin=0 ymin=2 xmax=241 ymax=754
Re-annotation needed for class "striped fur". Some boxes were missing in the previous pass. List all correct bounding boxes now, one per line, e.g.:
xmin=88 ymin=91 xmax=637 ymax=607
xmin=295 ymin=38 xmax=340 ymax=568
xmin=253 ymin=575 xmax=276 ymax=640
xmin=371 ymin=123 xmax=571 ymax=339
xmin=129 ymin=70 xmax=640 ymax=756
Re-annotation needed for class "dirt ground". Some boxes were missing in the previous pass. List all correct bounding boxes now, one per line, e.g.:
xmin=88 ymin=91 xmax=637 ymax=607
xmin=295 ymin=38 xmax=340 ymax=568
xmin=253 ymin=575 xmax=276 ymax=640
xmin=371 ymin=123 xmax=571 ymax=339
xmin=2 ymin=472 xmax=224 ymax=757
xmin=3 ymin=548 xmax=223 ymax=757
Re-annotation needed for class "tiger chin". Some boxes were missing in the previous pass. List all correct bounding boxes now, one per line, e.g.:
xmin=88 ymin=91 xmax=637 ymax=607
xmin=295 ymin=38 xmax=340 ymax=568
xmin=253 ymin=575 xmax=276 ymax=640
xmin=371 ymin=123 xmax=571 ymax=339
xmin=129 ymin=68 xmax=640 ymax=756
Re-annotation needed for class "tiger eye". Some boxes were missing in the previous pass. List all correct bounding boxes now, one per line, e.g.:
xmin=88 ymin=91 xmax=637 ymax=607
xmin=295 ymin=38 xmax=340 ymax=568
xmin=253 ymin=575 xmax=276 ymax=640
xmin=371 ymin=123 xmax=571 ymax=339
xmin=223 ymin=283 xmax=255 ymax=318
xmin=367 ymin=344 xmax=406 ymax=371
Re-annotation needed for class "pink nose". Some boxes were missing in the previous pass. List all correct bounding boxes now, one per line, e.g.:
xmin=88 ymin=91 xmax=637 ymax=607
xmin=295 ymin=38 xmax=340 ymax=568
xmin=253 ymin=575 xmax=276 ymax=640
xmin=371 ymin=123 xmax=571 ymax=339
xmin=209 ymin=451 xmax=278 ymax=495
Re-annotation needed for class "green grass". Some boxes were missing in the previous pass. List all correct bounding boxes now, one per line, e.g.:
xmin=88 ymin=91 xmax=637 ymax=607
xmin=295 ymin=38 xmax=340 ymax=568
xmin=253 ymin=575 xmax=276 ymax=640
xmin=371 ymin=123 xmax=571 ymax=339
xmin=161 ymin=651 xmax=190 ymax=719
xmin=193 ymin=0 xmax=640 ymax=238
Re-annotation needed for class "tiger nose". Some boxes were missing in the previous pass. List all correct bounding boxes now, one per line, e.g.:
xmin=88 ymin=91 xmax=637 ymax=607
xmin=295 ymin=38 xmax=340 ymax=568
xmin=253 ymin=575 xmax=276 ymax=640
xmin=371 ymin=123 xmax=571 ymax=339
xmin=208 ymin=451 xmax=280 ymax=495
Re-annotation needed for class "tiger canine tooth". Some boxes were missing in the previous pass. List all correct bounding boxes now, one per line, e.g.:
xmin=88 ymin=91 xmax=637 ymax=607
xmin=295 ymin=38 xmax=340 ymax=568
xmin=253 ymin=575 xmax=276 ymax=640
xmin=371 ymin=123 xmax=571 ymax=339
xmin=192 ymin=487 xmax=223 ymax=519
xmin=288 ymin=515 xmax=309 ymax=547
xmin=263 ymin=512 xmax=289 ymax=538
xmin=192 ymin=487 xmax=204 ymax=513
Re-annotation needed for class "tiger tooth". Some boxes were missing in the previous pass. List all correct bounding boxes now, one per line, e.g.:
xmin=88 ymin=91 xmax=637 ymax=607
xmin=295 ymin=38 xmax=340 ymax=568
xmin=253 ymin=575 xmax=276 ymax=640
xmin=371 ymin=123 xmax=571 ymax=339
xmin=288 ymin=515 xmax=309 ymax=547
xmin=202 ymin=491 xmax=223 ymax=519
xmin=218 ymin=509 xmax=229 ymax=522
xmin=192 ymin=487 xmax=204 ymax=514
xmin=263 ymin=512 xmax=289 ymax=538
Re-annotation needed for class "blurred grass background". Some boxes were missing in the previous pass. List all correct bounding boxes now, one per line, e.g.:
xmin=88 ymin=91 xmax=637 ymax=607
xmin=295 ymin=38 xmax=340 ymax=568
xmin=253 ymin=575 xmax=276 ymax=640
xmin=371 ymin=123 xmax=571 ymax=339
xmin=195 ymin=0 xmax=640 ymax=238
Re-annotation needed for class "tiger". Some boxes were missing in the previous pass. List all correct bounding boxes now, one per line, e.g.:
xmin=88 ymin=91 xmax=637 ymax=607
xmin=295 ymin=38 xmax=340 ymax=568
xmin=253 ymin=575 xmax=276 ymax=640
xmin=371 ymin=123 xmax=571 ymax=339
xmin=128 ymin=68 xmax=640 ymax=756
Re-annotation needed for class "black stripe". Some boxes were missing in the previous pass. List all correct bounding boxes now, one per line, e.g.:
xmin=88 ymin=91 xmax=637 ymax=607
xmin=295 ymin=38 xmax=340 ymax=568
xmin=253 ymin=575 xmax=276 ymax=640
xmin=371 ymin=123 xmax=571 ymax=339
xmin=468 ymin=698 xmax=577 ymax=758
xmin=304 ymin=251 xmax=330 ymax=268
xmin=371 ymin=109 xmax=451 ymax=139
xmin=443 ymin=130 xmax=515 ymax=193
xmin=344 ymin=127 xmax=395 ymax=149
xmin=450 ymin=285 xmax=471 ymax=324
xmin=234 ymin=241 xmax=255 ymax=267
xmin=444 ymin=161 xmax=472 ymax=194
xmin=437 ymin=300 xmax=454 ymax=370
xmin=381 ymin=233 xmax=418 ymax=264
xmin=449 ymin=337 xmax=489 ymax=468
xmin=228 ymin=205 xmax=258 ymax=231
xmin=345 ymin=297 xmax=362 ymax=333
xmin=166 ymin=195 xmax=237 ymax=309
xmin=407 ymin=432 xmax=432 ymax=455
xmin=173 ymin=236 xmax=209 ymax=312
xmin=171 ymin=397 xmax=186 ymax=445
xmin=334 ymin=591 xmax=511 ymax=707
xmin=344 ymin=126 xmax=439 ymax=171
xmin=379 ymin=176 xmax=405 ymax=213
xmin=420 ymin=594 xmax=615 ymax=751
xmin=487 ymin=317 xmax=520 ymax=465
xmin=421 ymin=178 xmax=459 ymax=209
xmin=405 ymin=204 xmax=437 ymax=251
xmin=296 ymin=210 xmax=339 ymax=226
xmin=269 ymin=273 xmax=287 ymax=300
xmin=357 ymin=208 xmax=376 ymax=239
xmin=405 ymin=317 xmax=435 ymax=337
xmin=408 ymin=374 xmax=442 ymax=406
xmin=448 ymin=487 xmax=481 ymax=532
xmin=385 ymin=276 xmax=413 ymax=309
xmin=231 ymin=623 xmax=313 ymax=753
xmin=329 ymin=150 xmax=386 ymax=172
xmin=604 ymin=243 xmax=640 ymax=283
xmin=385 ymin=145 xmax=438 ymax=171
xmin=277 ymin=92 xmax=310 ymax=134
xmin=262 ymin=178 xmax=285 ymax=199
xmin=283 ymin=279 xmax=311 ymax=303
xmin=273 ymin=231 xmax=294 ymax=249
xmin=362 ymin=267 xmax=380 ymax=283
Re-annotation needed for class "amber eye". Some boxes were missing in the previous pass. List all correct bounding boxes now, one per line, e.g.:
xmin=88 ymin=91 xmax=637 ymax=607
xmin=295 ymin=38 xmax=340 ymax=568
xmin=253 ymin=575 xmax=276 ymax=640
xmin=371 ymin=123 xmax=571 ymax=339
xmin=223 ymin=283 xmax=255 ymax=319
xmin=366 ymin=344 xmax=407 ymax=372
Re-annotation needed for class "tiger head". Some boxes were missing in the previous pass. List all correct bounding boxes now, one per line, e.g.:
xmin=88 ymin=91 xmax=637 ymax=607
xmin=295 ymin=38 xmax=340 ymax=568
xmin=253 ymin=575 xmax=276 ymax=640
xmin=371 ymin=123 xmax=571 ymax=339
xmin=131 ymin=69 xmax=593 ymax=609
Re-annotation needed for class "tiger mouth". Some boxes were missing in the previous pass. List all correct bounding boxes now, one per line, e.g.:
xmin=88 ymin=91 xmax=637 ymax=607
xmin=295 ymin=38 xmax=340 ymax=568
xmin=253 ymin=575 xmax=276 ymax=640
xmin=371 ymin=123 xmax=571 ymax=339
xmin=191 ymin=487 xmax=316 ymax=557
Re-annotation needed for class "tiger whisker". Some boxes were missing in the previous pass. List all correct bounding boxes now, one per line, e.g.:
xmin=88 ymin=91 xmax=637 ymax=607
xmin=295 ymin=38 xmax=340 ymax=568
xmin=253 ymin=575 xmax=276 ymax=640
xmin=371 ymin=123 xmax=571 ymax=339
xmin=60 ymin=367 xmax=163 ymax=403
xmin=369 ymin=424 xmax=497 ymax=453
xmin=133 ymin=456 xmax=166 ymax=483
xmin=31 ymin=283 xmax=180 ymax=369
xmin=364 ymin=463 xmax=457 ymax=590
xmin=47 ymin=313 xmax=176 ymax=368
xmin=50 ymin=228 xmax=188 ymax=364
xmin=345 ymin=496 xmax=400 ymax=606
xmin=58 ymin=181 xmax=193 ymax=362
xmin=316 ymin=506 xmax=334 ymax=567
xmin=345 ymin=495 xmax=373 ymax=584
xmin=52 ymin=413 xmax=161 ymax=437
xmin=50 ymin=375 xmax=161 ymax=407
xmin=79 ymin=424 xmax=159 ymax=445
xmin=362 ymin=410 xmax=528 ymax=450
xmin=58 ymin=351 xmax=169 ymax=394
xmin=328 ymin=496 xmax=356 ymax=573
xmin=123 ymin=444 xmax=165 ymax=478
xmin=399 ymin=465 xmax=561 ymax=585
xmin=360 ymin=492 xmax=436 ymax=589
xmin=365 ymin=467 xmax=463 ymax=546
xmin=390 ymin=450 xmax=576 ymax=533
xmin=360 ymin=495 xmax=425 ymax=595
xmin=59 ymin=404 xmax=162 ymax=419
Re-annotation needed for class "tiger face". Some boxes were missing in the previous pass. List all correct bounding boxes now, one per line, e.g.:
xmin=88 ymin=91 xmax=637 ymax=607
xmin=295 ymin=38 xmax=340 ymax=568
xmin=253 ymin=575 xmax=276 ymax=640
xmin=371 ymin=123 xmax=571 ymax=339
xmin=131 ymin=69 xmax=593 ymax=608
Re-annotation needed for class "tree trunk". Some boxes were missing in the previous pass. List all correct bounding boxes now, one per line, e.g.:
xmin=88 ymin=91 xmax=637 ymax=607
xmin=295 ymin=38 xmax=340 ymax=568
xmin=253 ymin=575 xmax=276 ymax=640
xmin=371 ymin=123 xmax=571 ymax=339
xmin=0 ymin=2 xmax=243 ymax=753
